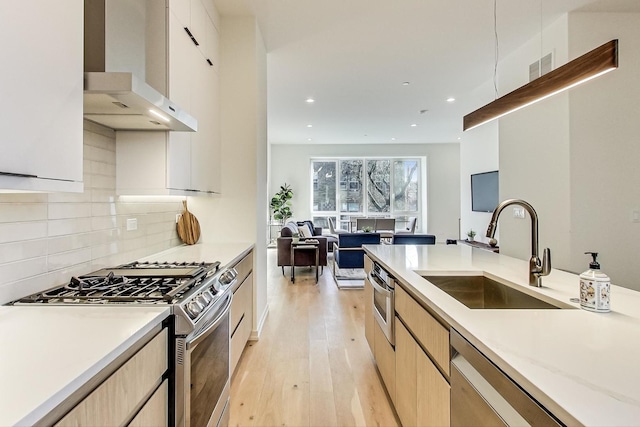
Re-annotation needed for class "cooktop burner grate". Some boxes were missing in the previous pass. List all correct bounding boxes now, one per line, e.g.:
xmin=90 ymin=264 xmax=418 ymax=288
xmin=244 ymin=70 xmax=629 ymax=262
xmin=15 ymin=260 xmax=221 ymax=305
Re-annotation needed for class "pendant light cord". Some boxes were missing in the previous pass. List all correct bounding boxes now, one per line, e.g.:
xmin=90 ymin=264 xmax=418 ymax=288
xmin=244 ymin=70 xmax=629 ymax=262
xmin=493 ymin=0 xmax=499 ymax=99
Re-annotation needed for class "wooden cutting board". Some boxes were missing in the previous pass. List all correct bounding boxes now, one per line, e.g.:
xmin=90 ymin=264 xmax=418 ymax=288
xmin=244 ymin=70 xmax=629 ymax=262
xmin=176 ymin=200 xmax=201 ymax=245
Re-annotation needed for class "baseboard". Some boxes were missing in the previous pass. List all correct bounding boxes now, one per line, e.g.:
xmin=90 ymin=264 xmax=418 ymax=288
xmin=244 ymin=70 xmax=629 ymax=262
xmin=250 ymin=303 xmax=269 ymax=341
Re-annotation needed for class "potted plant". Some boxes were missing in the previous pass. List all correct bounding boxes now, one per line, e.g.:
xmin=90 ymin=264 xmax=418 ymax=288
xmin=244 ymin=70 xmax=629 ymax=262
xmin=467 ymin=229 xmax=476 ymax=242
xmin=291 ymin=232 xmax=300 ymax=243
xmin=361 ymin=226 xmax=373 ymax=232
xmin=270 ymin=183 xmax=294 ymax=224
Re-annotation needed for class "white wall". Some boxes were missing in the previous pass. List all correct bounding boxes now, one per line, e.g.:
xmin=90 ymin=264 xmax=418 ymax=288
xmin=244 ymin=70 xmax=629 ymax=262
xmin=0 ymin=122 xmax=183 ymax=304
xmin=189 ymin=16 xmax=269 ymax=336
xmin=480 ymin=11 xmax=640 ymax=290
xmin=568 ymin=12 xmax=640 ymax=290
xmin=270 ymin=143 xmax=460 ymax=242
xmin=459 ymin=79 xmax=499 ymax=244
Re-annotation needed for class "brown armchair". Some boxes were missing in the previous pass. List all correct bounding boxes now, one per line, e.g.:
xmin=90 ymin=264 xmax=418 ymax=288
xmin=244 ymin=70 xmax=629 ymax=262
xmin=277 ymin=222 xmax=328 ymax=274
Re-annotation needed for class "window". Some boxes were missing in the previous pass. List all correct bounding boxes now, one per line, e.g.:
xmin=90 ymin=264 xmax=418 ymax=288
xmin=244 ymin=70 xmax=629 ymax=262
xmin=311 ymin=161 xmax=336 ymax=212
xmin=311 ymin=157 xmax=423 ymax=231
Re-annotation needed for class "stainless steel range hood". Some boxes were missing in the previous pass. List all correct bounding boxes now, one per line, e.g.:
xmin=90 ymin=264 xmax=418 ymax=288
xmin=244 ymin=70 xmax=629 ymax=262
xmin=83 ymin=72 xmax=197 ymax=132
xmin=83 ymin=0 xmax=197 ymax=132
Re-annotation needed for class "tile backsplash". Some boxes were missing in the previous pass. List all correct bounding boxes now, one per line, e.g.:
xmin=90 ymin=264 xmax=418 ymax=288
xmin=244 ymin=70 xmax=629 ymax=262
xmin=0 ymin=122 xmax=184 ymax=304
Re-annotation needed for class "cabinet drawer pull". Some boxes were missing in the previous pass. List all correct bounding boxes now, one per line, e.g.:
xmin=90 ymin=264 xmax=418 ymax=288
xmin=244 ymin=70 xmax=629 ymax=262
xmin=183 ymin=27 xmax=200 ymax=46
xmin=0 ymin=170 xmax=38 ymax=178
xmin=206 ymin=59 xmax=213 ymax=66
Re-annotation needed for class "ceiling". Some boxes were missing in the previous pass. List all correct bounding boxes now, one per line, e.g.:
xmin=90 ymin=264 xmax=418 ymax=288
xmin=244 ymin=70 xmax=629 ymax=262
xmin=215 ymin=0 xmax=640 ymax=145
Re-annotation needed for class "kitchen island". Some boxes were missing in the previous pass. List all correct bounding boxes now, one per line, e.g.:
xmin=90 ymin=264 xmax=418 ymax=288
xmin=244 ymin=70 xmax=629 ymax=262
xmin=364 ymin=244 xmax=640 ymax=426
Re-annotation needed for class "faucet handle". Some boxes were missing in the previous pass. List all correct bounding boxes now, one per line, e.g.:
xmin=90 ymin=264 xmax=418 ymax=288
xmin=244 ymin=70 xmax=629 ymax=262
xmin=541 ymin=248 xmax=551 ymax=276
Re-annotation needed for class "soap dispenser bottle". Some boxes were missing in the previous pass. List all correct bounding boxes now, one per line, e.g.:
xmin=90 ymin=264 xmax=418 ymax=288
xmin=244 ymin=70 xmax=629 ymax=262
xmin=579 ymin=252 xmax=611 ymax=312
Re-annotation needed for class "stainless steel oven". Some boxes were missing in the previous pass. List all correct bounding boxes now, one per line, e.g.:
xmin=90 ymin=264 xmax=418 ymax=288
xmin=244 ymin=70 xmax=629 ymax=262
xmin=368 ymin=262 xmax=396 ymax=346
xmin=176 ymin=290 xmax=233 ymax=427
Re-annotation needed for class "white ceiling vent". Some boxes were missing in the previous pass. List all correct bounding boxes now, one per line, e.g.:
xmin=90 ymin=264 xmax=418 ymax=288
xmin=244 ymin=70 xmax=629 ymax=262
xmin=529 ymin=52 xmax=554 ymax=82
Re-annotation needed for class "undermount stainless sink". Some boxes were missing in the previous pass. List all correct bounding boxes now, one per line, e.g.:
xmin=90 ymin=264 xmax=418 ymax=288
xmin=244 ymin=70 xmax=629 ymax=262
xmin=422 ymin=275 xmax=572 ymax=309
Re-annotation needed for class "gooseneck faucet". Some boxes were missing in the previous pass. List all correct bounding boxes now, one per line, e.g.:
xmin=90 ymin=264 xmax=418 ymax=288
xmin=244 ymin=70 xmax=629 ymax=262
xmin=486 ymin=199 xmax=551 ymax=287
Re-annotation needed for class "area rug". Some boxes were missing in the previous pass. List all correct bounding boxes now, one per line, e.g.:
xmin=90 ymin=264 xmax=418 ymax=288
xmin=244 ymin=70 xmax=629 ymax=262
xmin=329 ymin=259 xmax=366 ymax=289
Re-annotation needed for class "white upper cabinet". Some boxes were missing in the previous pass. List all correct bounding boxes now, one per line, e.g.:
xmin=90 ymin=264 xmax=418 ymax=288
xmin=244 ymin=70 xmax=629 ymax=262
xmin=117 ymin=0 xmax=220 ymax=195
xmin=0 ymin=0 xmax=83 ymax=192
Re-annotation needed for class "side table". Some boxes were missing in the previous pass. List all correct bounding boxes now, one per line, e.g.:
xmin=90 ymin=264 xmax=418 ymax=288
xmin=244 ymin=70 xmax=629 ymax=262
xmin=291 ymin=240 xmax=320 ymax=283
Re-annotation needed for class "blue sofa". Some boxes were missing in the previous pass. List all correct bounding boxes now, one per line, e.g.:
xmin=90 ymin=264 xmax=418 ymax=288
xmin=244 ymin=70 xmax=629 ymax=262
xmin=392 ymin=234 xmax=436 ymax=245
xmin=333 ymin=233 xmax=381 ymax=269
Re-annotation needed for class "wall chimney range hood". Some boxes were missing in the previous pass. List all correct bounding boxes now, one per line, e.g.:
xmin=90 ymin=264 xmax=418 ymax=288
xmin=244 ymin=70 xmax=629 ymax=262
xmin=83 ymin=72 xmax=197 ymax=132
xmin=83 ymin=0 xmax=197 ymax=132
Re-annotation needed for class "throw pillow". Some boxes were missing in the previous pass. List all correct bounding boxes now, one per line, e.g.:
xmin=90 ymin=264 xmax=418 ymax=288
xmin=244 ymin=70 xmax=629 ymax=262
xmin=298 ymin=224 xmax=313 ymax=238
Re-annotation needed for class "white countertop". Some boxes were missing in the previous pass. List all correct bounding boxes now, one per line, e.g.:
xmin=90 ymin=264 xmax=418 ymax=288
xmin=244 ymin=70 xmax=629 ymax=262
xmin=139 ymin=242 xmax=254 ymax=268
xmin=364 ymin=244 xmax=640 ymax=426
xmin=0 ymin=305 xmax=169 ymax=426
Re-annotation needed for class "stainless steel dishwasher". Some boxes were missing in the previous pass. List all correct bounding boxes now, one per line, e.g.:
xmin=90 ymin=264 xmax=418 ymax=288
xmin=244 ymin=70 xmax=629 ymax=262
xmin=450 ymin=329 xmax=563 ymax=426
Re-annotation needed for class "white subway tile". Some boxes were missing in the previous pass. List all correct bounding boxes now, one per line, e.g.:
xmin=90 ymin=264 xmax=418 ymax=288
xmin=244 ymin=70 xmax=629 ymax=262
xmin=0 ymin=193 xmax=48 ymax=203
xmin=85 ymin=145 xmax=115 ymax=163
xmin=48 ymin=190 xmax=91 ymax=204
xmin=90 ymin=161 xmax=116 ymax=177
xmin=91 ymin=202 xmax=117 ymax=217
xmin=0 ymin=222 xmax=48 ymax=244
xmin=0 ymin=257 xmax=48 ymax=284
xmin=91 ymin=174 xmax=116 ymax=190
xmin=0 ymin=240 xmax=47 ymax=264
xmin=48 ymin=248 xmax=92 ymax=271
xmin=91 ymin=242 xmax=121 ymax=259
xmin=48 ymin=203 xmax=92 ymax=220
xmin=0 ymin=204 xmax=47 ymax=223
xmin=48 ymin=218 xmax=92 ymax=237
xmin=91 ymin=189 xmax=116 ymax=203
xmin=91 ymin=215 xmax=117 ymax=231
xmin=47 ymin=233 xmax=94 ymax=254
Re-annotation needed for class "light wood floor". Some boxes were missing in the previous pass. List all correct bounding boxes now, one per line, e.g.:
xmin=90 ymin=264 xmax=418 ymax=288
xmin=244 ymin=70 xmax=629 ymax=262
xmin=229 ymin=249 xmax=399 ymax=427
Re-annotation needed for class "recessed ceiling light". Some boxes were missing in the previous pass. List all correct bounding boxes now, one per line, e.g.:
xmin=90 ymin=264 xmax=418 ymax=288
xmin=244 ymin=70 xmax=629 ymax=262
xmin=307 ymin=138 xmax=312 ymax=141
xmin=391 ymin=137 xmax=396 ymax=141
xmin=306 ymin=98 xmax=315 ymax=103
xmin=402 ymin=81 xmax=410 ymax=86
xmin=307 ymin=124 xmax=313 ymax=128
xmin=447 ymin=97 xmax=456 ymax=103
xmin=410 ymin=123 xmax=417 ymax=127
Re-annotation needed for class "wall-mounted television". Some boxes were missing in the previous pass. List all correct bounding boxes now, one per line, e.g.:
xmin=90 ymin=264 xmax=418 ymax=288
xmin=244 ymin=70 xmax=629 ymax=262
xmin=471 ymin=170 xmax=499 ymax=213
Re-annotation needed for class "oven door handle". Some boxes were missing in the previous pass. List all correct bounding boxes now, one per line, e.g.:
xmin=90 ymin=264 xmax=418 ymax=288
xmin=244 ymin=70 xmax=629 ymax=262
xmin=187 ymin=294 xmax=233 ymax=350
xmin=368 ymin=272 xmax=392 ymax=297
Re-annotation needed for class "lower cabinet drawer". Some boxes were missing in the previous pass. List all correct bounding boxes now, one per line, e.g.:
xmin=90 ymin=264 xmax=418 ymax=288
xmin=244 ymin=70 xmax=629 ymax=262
xmin=128 ymin=379 xmax=168 ymax=427
xmin=395 ymin=285 xmax=450 ymax=376
xmin=55 ymin=328 xmax=168 ymax=427
xmin=230 ymin=271 xmax=253 ymax=374
xmin=374 ymin=319 xmax=396 ymax=404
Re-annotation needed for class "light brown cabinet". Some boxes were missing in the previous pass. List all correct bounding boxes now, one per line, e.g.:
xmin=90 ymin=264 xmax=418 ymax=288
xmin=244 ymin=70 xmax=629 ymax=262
xmin=55 ymin=328 xmax=168 ymax=427
xmin=230 ymin=250 xmax=254 ymax=374
xmin=395 ymin=285 xmax=451 ymax=427
xmin=363 ymin=255 xmax=375 ymax=352
xmin=395 ymin=319 xmax=418 ymax=426
xmin=128 ymin=379 xmax=169 ymax=427
xmin=396 ymin=285 xmax=449 ymax=376
xmin=373 ymin=319 xmax=396 ymax=404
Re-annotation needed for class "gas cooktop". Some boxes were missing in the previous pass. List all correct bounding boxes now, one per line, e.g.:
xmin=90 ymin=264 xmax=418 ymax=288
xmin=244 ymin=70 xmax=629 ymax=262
xmin=12 ymin=261 xmax=220 ymax=305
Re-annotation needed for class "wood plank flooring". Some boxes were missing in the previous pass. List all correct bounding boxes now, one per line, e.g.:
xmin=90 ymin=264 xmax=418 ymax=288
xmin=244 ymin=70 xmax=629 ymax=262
xmin=229 ymin=249 xmax=399 ymax=427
